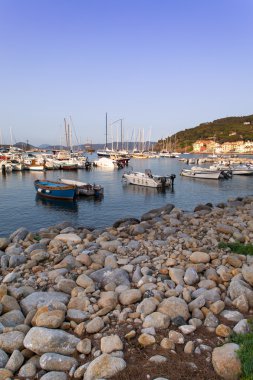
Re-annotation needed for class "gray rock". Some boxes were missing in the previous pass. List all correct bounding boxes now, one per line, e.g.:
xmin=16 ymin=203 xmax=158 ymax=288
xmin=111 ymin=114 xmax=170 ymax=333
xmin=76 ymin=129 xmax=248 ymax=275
xmin=1 ymin=255 xmax=9 ymax=269
xmin=119 ymin=289 xmax=142 ymax=305
xmin=5 ymin=244 xmax=23 ymax=255
xmin=86 ymin=317 xmax=104 ymax=333
xmin=3 ymin=271 xmax=18 ymax=283
xmin=20 ymin=291 xmax=69 ymax=315
xmin=149 ymin=355 xmax=167 ymax=363
xmin=10 ymin=227 xmax=29 ymax=242
xmin=25 ymin=242 xmax=48 ymax=254
xmin=233 ymin=319 xmax=250 ymax=335
xmin=136 ymin=298 xmax=157 ymax=317
xmin=89 ymin=267 xmax=130 ymax=288
xmin=143 ymin=312 xmax=170 ymax=329
xmin=5 ymin=349 xmax=24 ymax=372
xmin=40 ymin=371 xmax=67 ymax=380
xmin=9 ymin=255 xmax=26 ymax=267
xmin=23 ymin=327 xmax=80 ymax=355
xmin=113 ymin=217 xmax=140 ymax=228
xmin=83 ymin=353 xmax=126 ymax=380
xmin=141 ymin=204 xmax=174 ymax=221
xmin=242 ymin=265 xmax=253 ymax=286
xmin=0 ymin=238 xmax=9 ymax=250
xmin=40 ymin=353 xmax=78 ymax=371
xmin=228 ymin=279 xmax=253 ymax=307
xmin=0 ymin=348 xmax=9 ymax=367
xmin=204 ymin=312 xmax=219 ymax=328
xmin=212 ymin=343 xmax=241 ymax=379
xmin=0 ymin=310 xmax=25 ymax=327
xmin=158 ymin=296 xmax=190 ymax=321
xmin=184 ymin=267 xmax=199 ymax=285
xmin=220 ymin=310 xmax=244 ymax=322
xmin=101 ymin=335 xmax=123 ymax=354
xmin=0 ymin=331 xmax=25 ymax=353
xmin=18 ymin=362 xmax=37 ymax=377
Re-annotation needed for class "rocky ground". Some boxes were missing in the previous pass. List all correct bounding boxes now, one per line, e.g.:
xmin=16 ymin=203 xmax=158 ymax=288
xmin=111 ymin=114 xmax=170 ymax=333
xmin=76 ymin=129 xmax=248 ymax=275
xmin=0 ymin=196 xmax=253 ymax=380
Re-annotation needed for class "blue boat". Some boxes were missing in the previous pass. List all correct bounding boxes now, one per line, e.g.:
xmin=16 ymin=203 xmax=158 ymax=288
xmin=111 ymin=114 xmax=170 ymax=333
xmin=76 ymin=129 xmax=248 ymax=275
xmin=34 ymin=179 xmax=76 ymax=200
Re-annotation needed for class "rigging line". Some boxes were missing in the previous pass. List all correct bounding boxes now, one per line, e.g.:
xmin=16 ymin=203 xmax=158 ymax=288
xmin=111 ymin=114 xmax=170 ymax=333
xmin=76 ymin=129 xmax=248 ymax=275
xmin=69 ymin=116 xmax=80 ymax=146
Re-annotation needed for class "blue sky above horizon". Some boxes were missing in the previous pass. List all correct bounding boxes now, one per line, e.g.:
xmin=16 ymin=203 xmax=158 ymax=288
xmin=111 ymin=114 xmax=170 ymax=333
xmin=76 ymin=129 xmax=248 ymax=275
xmin=1 ymin=0 xmax=253 ymax=146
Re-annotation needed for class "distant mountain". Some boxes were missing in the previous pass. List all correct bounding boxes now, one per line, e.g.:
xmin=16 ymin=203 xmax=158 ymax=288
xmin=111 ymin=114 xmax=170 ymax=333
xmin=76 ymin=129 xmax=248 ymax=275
xmin=155 ymin=114 xmax=253 ymax=152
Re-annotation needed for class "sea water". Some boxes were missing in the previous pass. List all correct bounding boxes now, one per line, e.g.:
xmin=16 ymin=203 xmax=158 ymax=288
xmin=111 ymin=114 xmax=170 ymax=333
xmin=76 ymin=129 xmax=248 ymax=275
xmin=0 ymin=155 xmax=252 ymax=237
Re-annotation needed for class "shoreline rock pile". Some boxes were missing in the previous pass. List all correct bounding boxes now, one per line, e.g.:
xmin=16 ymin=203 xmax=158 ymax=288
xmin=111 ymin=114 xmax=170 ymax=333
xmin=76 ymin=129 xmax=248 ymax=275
xmin=0 ymin=196 xmax=253 ymax=379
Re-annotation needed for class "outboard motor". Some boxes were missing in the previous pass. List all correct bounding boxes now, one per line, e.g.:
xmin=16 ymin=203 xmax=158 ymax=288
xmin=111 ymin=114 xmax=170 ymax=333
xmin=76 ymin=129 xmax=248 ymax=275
xmin=161 ymin=176 xmax=167 ymax=190
xmin=170 ymin=174 xmax=176 ymax=188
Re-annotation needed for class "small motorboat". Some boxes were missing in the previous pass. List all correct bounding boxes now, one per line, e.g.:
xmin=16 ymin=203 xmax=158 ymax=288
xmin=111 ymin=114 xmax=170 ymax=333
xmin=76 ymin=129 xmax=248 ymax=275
xmin=93 ymin=157 xmax=117 ymax=168
xmin=180 ymin=168 xmax=221 ymax=179
xmin=34 ymin=180 xmax=76 ymax=200
xmin=229 ymin=164 xmax=253 ymax=175
xmin=122 ymin=169 xmax=176 ymax=188
xmin=59 ymin=178 xmax=104 ymax=196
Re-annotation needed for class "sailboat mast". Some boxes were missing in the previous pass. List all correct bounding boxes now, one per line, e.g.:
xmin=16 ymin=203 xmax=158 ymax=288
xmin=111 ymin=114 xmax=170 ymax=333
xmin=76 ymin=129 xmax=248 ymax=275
xmin=105 ymin=112 xmax=108 ymax=148
xmin=120 ymin=119 xmax=123 ymax=150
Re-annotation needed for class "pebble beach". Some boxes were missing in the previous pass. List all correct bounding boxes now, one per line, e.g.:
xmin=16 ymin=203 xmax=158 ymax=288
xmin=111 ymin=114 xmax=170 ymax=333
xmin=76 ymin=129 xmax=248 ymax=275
xmin=0 ymin=195 xmax=253 ymax=379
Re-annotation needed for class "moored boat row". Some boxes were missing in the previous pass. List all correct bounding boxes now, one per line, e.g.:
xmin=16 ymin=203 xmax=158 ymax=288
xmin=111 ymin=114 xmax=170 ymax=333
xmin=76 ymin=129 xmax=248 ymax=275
xmin=34 ymin=178 xmax=104 ymax=200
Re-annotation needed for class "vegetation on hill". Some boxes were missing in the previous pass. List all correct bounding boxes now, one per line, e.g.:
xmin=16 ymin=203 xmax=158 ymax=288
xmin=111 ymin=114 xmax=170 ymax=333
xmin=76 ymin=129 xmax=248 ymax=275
xmin=155 ymin=114 xmax=253 ymax=152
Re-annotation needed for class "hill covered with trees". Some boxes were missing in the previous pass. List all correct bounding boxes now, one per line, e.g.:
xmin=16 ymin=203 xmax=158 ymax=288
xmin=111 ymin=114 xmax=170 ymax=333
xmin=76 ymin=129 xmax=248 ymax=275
xmin=155 ymin=114 xmax=253 ymax=152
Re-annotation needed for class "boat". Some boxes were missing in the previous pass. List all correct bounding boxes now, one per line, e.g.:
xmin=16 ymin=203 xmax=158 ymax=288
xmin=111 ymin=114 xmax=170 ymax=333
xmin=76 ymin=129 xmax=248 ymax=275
xmin=180 ymin=168 xmax=221 ymax=179
xmin=26 ymin=158 xmax=45 ymax=171
xmin=229 ymin=164 xmax=253 ymax=175
xmin=59 ymin=178 xmax=104 ymax=196
xmin=34 ymin=180 xmax=76 ymax=200
xmin=93 ymin=157 xmax=118 ymax=168
xmin=60 ymin=160 xmax=78 ymax=170
xmin=122 ymin=169 xmax=176 ymax=188
xmin=0 ymin=161 xmax=12 ymax=173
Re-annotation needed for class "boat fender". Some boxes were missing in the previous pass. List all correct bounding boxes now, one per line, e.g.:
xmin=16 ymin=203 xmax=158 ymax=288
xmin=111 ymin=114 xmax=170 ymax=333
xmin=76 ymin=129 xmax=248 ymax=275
xmin=161 ymin=177 xmax=166 ymax=183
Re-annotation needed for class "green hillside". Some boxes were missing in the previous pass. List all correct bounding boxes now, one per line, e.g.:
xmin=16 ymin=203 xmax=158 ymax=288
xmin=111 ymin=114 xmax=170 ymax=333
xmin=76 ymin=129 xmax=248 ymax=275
xmin=156 ymin=114 xmax=253 ymax=151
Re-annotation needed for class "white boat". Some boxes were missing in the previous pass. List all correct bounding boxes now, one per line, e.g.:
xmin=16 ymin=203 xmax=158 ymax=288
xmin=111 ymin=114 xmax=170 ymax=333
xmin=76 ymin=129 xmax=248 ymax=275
xmin=122 ymin=169 xmax=175 ymax=188
xmin=59 ymin=179 xmax=104 ymax=196
xmin=230 ymin=164 xmax=253 ymax=175
xmin=181 ymin=168 xmax=221 ymax=179
xmin=0 ymin=161 xmax=12 ymax=173
xmin=93 ymin=157 xmax=117 ymax=168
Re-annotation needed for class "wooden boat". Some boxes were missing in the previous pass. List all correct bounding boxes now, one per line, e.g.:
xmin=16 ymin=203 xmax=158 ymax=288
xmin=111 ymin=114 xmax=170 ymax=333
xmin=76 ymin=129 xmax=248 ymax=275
xmin=59 ymin=178 xmax=104 ymax=196
xmin=34 ymin=180 xmax=76 ymax=200
xmin=122 ymin=169 xmax=176 ymax=188
xmin=60 ymin=160 xmax=78 ymax=170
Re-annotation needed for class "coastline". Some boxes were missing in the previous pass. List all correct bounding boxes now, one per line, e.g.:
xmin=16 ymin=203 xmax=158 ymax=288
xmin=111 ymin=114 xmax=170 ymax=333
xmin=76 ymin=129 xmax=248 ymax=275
xmin=0 ymin=195 xmax=252 ymax=379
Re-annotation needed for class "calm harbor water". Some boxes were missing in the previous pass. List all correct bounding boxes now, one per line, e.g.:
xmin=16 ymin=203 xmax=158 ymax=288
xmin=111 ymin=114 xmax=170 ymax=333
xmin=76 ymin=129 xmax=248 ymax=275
xmin=0 ymin=154 xmax=253 ymax=237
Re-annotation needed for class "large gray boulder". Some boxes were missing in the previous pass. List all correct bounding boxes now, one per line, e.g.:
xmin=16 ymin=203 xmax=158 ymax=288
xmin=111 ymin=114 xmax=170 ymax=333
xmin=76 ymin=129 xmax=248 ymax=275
xmin=23 ymin=327 xmax=80 ymax=355
xmin=20 ymin=291 xmax=69 ymax=315
xmin=10 ymin=227 xmax=29 ymax=242
xmin=89 ymin=267 xmax=130 ymax=288
xmin=141 ymin=204 xmax=174 ymax=221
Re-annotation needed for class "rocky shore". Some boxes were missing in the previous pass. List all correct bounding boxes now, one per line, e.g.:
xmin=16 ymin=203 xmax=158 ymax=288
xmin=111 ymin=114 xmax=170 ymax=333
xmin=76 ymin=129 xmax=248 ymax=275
xmin=0 ymin=196 xmax=253 ymax=380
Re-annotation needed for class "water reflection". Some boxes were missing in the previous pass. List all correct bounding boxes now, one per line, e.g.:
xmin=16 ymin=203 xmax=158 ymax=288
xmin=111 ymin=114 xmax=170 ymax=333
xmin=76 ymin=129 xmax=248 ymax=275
xmin=122 ymin=183 xmax=172 ymax=197
xmin=35 ymin=195 xmax=78 ymax=213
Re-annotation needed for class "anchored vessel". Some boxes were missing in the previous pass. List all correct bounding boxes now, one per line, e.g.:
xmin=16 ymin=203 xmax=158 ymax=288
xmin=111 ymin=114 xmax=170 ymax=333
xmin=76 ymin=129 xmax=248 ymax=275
xmin=59 ymin=178 xmax=104 ymax=196
xmin=122 ymin=169 xmax=176 ymax=188
xmin=34 ymin=180 xmax=76 ymax=200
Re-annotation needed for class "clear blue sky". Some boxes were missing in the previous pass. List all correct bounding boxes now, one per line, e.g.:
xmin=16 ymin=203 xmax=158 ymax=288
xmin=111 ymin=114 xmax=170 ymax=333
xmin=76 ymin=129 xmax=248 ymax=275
xmin=1 ymin=0 xmax=253 ymax=146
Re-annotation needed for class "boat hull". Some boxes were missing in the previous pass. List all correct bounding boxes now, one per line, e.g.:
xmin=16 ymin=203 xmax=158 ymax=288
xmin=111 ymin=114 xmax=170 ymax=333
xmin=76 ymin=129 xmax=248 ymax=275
xmin=34 ymin=180 xmax=76 ymax=200
xmin=181 ymin=170 xmax=220 ymax=179
xmin=122 ymin=171 xmax=173 ymax=188
xmin=59 ymin=179 xmax=104 ymax=196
